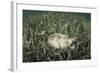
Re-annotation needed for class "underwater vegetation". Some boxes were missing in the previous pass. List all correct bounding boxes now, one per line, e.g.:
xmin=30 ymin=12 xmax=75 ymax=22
xmin=23 ymin=10 xmax=91 ymax=62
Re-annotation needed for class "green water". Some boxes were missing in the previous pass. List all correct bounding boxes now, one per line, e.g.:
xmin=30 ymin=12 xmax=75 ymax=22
xmin=23 ymin=10 xmax=91 ymax=21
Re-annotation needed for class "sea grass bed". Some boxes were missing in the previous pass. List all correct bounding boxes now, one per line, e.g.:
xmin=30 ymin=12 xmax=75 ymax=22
xmin=23 ymin=10 xmax=91 ymax=62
